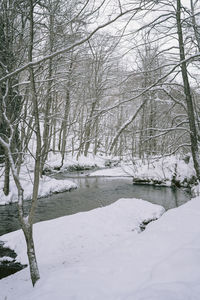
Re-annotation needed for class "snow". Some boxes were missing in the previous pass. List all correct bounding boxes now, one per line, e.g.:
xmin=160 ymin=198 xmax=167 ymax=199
xmin=0 ymin=151 xmax=116 ymax=206
xmin=1 ymin=153 xmax=195 ymax=207
xmin=89 ymin=165 xmax=133 ymax=177
xmin=0 ymin=152 xmax=199 ymax=298
xmin=131 ymin=155 xmax=195 ymax=186
xmin=0 ymin=256 xmax=13 ymax=262
xmin=1 ymin=196 xmax=200 ymax=299
xmin=89 ymin=155 xmax=196 ymax=187
xmin=45 ymin=152 xmax=107 ymax=171
xmin=0 ymin=174 xmax=77 ymax=206
xmin=0 ymin=152 xmax=111 ymax=206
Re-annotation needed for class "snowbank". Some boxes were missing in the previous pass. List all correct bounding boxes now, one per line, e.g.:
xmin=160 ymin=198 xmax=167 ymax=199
xmin=0 ymin=174 xmax=77 ymax=206
xmin=132 ymin=156 xmax=195 ymax=187
xmin=20 ymin=152 xmax=196 ymax=187
xmin=0 ymin=154 xmax=196 ymax=207
xmin=0 ymin=198 xmax=164 ymax=299
xmin=45 ymin=152 xmax=107 ymax=172
xmin=0 ymin=152 xmax=110 ymax=206
xmin=1 ymin=196 xmax=200 ymax=299
xmin=89 ymin=156 xmax=196 ymax=187
xmin=89 ymin=165 xmax=133 ymax=177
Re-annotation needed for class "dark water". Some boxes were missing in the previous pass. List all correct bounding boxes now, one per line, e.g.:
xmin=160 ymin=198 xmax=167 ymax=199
xmin=0 ymin=175 xmax=191 ymax=236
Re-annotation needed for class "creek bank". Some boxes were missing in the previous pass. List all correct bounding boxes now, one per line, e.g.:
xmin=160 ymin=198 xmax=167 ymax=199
xmin=44 ymin=157 xmax=120 ymax=175
xmin=0 ymin=175 xmax=77 ymax=206
xmin=132 ymin=176 xmax=197 ymax=189
xmin=132 ymin=157 xmax=197 ymax=190
xmin=44 ymin=164 xmax=98 ymax=174
xmin=0 ymin=215 xmax=160 ymax=280
xmin=139 ymin=218 xmax=158 ymax=232
xmin=43 ymin=153 xmax=120 ymax=174
xmin=0 ymin=242 xmax=27 ymax=279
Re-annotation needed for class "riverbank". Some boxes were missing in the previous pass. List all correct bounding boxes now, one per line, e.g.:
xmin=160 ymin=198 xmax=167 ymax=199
xmin=1 ymin=196 xmax=200 ymax=299
xmin=0 ymin=153 xmax=197 ymax=206
xmin=0 ymin=173 xmax=77 ymax=206
xmin=45 ymin=152 xmax=198 ymax=190
xmin=89 ymin=155 xmax=196 ymax=187
xmin=0 ymin=153 xmax=108 ymax=206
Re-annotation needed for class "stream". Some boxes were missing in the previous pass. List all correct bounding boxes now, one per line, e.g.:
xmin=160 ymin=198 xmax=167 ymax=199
xmin=0 ymin=173 xmax=191 ymax=279
xmin=0 ymin=174 xmax=191 ymax=237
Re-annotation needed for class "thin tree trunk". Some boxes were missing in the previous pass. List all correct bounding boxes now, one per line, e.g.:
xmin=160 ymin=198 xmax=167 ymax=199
xmin=59 ymin=60 xmax=73 ymax=166
xmin=60 ymin=89 xmax=70 ymax=168
xmin=52 ymin=94 xmax=57 ymax=153
xmin=176 ymin=0 xmax=200 ymax=179
xmin=3 ymin=154 xmax=10 ymax=196
xmin=23 ymin=225 xmax=40 ymax=286
xmin=190 ymin=0 xmax=200 ymax=52
xmin=94 ymin=120 xmax=99 ymax=155
xmin=40 ymin=12 xmax=54 ymax=175
xmin=84 ymin=100 xmax=98 ymax=156
xmin=6 ymin=146 xmax=40 ymax=287
xmin=21 ymin=0 xmax=41 ymax=285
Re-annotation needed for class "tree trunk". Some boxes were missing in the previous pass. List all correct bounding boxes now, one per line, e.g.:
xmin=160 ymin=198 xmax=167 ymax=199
xmin=24 ymin=0 xmax=41 ymax=285
xmin=176 ymin=0 xmax=200 ymax=179
xmin=59 ymin=60 xmax=73 ymax=167
xmin=84 ymin=124 xmax=91 ymax=156
xmin=190 ymin=0 xmax=200 ymax=52
xmin=60 ymin=89 xmax=70 ymax=168
xmin=23 ymin=225 xmax=40 ymax=286
xmin=40 ymin=12 xmax=54 ymax=176
xmin=6 ymin=146 xmax=40 ymax=287
xmin=3 ymin=154 xmax=10 ymax=196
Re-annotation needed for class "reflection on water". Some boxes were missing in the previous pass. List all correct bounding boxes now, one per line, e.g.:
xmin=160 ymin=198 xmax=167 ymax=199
xmin=0 ymin=176 xmax=191 ymax=236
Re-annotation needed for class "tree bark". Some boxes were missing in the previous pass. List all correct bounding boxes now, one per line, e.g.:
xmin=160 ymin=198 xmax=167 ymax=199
xmin=190 ymin=0 xmax=200 ymax=52
xmin=60 ymin=89 xmax=70 ymax=167
xmin=5 ymin=146 xmax=40 ymax=286
xmin=3 ymin=154 xmax=10 ymax=196
xmin=23 ymin=225 xmax=40 ymax=286
xmin=176 ymin=0 xmax=200 ymax=179
xmin=22 ymin=0 xmax=41 ymax=285
xmin=40 ymin=11 xmax=54 ymax=176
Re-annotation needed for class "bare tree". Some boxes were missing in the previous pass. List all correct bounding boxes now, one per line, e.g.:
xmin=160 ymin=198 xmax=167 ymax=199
xmin=0 ymin=0 xmax=139 ymax=287
xmin=176 ymin=0 xmax=200 ymax=178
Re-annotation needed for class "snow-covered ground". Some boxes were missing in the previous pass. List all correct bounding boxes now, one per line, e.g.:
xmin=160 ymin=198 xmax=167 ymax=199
xmin=89 ymin=165 xmax=132 ymax=177
xmin=47 ymin=153 xmax=195 ymax=187
xmin=45 ymin=152 xmax=107 ymax=171
xmin=0 ymin=153 xmax=199 ymax=299
xmin=1 ymin=196 xmax=200 ymax=300
xmin=131 ymin=156 xmax=195 ymax=187
xmin=0 ymin=153 xmax=108 ymax=205
xmin=89 ymin=155 xmax=195 ymax=187
xmin=0 ymin=173 xmax=77 ymax=206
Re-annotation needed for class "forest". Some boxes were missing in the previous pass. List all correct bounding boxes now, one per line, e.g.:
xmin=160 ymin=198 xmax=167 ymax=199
xmin=0 ymin=0 xmax=200 ymax=297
